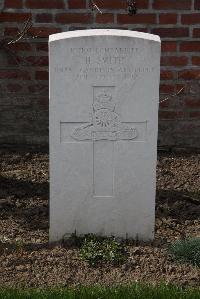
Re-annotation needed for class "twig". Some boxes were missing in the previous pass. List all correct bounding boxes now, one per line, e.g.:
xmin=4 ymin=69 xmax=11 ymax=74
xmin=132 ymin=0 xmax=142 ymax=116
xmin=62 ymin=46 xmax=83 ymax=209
xmin=159 ymin=87 xmax=185 ymax=104
xmin=90 ymin=0 xmax=103 ymax=14
xmin=7 ymin=17 xmax=32 ymax=45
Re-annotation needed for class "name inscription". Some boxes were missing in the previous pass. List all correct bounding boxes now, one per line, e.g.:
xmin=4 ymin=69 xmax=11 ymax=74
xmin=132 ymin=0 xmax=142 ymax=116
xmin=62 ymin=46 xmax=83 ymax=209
xmin=54 ymin=47 xmax=155 ymax=80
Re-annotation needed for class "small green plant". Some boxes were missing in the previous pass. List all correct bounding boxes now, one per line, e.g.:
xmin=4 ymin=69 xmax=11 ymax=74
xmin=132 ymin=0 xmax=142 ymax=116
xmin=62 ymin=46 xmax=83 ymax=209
xmin=80 ymin=234 xmax=127 ymax=266
xmin=169 ymin=237 xmax=200 ymax=267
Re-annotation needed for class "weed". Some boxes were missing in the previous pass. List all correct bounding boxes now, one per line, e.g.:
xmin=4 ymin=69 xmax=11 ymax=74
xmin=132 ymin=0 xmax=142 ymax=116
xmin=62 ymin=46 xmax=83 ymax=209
xmin=79 ymin=234 xmax=127 ymax=266
xmin=169 ymin=237 xmax=200 ymax=267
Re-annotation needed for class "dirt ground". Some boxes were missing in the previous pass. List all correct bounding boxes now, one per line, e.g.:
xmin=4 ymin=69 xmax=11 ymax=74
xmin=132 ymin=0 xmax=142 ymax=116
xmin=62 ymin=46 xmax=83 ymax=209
xmin=0 ymin=149 xmax=199 ymax=288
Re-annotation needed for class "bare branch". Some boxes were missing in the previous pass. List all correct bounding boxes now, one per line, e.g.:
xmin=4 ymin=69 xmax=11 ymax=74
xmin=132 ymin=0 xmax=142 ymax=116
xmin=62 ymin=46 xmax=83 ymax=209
xmin=90 ymin=0 xmax=103 ymax=14
xmin=7 ymin=17 xmax=32 ymax=45
xmin=159 ymin=87 xmax=185 ymax=104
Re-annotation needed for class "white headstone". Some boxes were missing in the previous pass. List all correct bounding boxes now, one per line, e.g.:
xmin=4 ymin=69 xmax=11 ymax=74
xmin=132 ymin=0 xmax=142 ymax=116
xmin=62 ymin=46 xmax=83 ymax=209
xmin=49 ymin=29 xmax=161 ymax=242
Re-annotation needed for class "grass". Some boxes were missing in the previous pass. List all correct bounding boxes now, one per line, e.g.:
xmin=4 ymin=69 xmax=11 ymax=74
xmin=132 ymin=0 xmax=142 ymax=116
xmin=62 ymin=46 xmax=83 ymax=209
xmin=0 ymin=284 xmax=199 ymax=299
xmin=79 ymin=234 xmax=127 ymax=266
xmin=169 ymin=237 xmax=200 ymax=267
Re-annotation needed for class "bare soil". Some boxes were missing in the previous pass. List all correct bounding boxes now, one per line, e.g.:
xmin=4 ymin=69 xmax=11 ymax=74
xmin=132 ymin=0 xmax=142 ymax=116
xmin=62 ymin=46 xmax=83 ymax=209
xmin=0 ymin=149 xmax=199 ymax=288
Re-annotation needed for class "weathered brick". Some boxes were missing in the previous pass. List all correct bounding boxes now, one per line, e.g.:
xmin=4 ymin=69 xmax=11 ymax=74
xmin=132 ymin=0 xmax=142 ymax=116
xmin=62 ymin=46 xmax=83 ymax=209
xmin=192 ymin=56 xmax=200 ymax=65
xmin=159 ymin=13 xmax=177 ymax=24
xmin=35 ymin=71 xmax=48 ymax=80
xmin=7 ymin=83 xmax=22 ymax=92
xmin=194 ymin=0 xmax=200 ymax=10
xmin=0 ymin=12 xmax=31 ymax=23
xmin=28 ymin=84 xmax=48 ymax=93
xmin=160 ymin=70 xmax=174 ymax=80
xmin=152 ymin=28 xmax=189 ymax=38
xmin=161 ymin=41 xmax=177 ymax=52
xmin=4 ymin=0 xmax=23 ymax=8
xmin=153 ymin=0 xmax=192 ymax=10
xmin=161 ymin=56 xmax=188 ymax=66
xmin=8 ymin=42 xmax=32 ymax=51
xmin=94 ymin=0 xmax=149 ymax=9
xmin=160 ymin=84 xmax=176 ymax=93
xmin=181 ymin=13 xmax=200 ymax=24
xmin=4 ymin=27 xmax=19 ymax=36
xmin=35 ymin=14 xmax=53 ymax=23
xmin=26 ymin=56 xmax=48 ymax=66
xmin=179 ymin=69 xmax=200 ymax=80
xmin=25 ymin=0 xmax=64 ymax=9
xmin=189 ymin=111 xmax=200 ymax=118
xmin=68 ymin=0 xmax=86 ymax=9
xmin=193 ymin=28 xmax=200 ymax=38
xmin=0 ymin=70 xmax=31 ymax=80
xmin=29 ymin=27 xmax=61 ymax=38
xmin=180 ymin=41 xmax=200 ymax=52
xmin=117 ymin=14 xmax=156 ymax=24
xmin=55 ymin=13 xmax=92 ymax=24
xmin=185 ymin=97 xmax=200 ymax=108
xmin=96 ymin=13 xmax=114 ymax=24
xmin=36 ymin=43 xmax=48 ymax=52
xmin=159 ymin=111 xmax=184 ymax=119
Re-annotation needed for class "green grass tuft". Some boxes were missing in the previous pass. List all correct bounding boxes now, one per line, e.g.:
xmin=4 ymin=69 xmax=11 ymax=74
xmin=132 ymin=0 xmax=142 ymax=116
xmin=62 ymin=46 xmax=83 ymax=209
xmin=79 ymin=234 xmax=127 ymax=266
xmin=169 ymin=237 xmax=200 ymax=267
xmin=0 ymin=284 xmax=199 ymax=299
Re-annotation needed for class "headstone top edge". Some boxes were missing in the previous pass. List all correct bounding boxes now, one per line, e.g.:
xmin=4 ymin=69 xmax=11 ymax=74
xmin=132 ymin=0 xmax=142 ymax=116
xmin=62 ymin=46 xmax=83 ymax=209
xmin=49 ymin=29 xmax=161 ymax=43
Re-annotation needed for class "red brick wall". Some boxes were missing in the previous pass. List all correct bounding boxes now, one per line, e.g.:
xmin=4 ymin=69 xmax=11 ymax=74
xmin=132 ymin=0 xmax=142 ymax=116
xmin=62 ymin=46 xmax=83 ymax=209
xmin=0 ymin=0 xmax=200 ymax=148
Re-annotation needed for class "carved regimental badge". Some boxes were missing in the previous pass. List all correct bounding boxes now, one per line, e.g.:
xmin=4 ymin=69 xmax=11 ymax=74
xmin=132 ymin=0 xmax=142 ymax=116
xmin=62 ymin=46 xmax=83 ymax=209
xmin=71 ymin=89 xmax=138 ymax=141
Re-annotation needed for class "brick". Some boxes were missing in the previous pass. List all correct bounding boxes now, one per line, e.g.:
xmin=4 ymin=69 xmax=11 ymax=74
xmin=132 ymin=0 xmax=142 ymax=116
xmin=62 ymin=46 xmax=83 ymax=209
xmin=55 ymin=13 xmax=92 ymax=24
xmin=35 ymin=71 xmax=48 ymax=80
xmin=0 ymin=12 xmax=31 ymax=23
xmin=28 ymin=84 xmax=48 ymax=93
xmin=179 ymin=69 xmax=200 ymax=80
xmin=195 ymin=0 xmax=200 ymax=9
xmin=7 ymin=83 xmax=22 ymax=92
xmin=189 ymin=111 xmax=200 ymax=118
xmin=68 ymin=0 xmax=86 ymax=9
xmin=96 ymin=13 xmax=114 ymax=24
xmin=4 ymin=27 xmax=19 ymax=36
xmin=160 ymin=84 xmax=176 ymax=93
xmin=4 ymin=0 xmax=23 ymax=8
xmin=117 ymin=14 xmax=156 ymax=24
xmin=35 ymin=14 xmax=53 ymax=23
xmin=25 ymin=0 xmax=64 ymax=9
xmin=160 ymin=70 xmax=174 ymax=80
xmin=180 ymin=41 xmax=200 ymax=52
xmin=152 ymin=28 xmax=189 ymax=38
xmin=192 ymin=56 xmax=200 ymax=65
xmin=26 ymin=56 xmax=48 ymax=66
xmin=36 ymin=43 xmax=48 ymax=52
xmin=161 ymin=56 xmax=188 ymax=66
xmin=8 ymin=42 xmax=31 ymax=51
xmin=185 ymin=98 xmax=200 ymax=108
xmin=29 ymin=27 xmax=61 ymax=38
xmin=159 ymin=14 xmax=177 ymax=24
xmin=193 ymin=28 xmax=200 ymax=38
xmin=92 ymin=0 xmax=125 ymax=9
xmin=94 ymin=0 xmax=149 ymax=9
xmin=161 ymin=41 xmax=177 ymax=52
xmin=153 ymin=0 xmax=192 ymax=10
xmin=181 ymin=13 xmax=200 ymax=24
xmin=159 ymin=111 xmax=184 ymax=119
xmin=0 ymin=70 xmax=31 ymax=80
